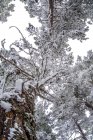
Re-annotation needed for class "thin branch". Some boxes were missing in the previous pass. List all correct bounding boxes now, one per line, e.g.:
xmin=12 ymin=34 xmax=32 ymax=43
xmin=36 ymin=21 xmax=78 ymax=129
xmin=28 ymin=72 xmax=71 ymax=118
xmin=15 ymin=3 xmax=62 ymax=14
xmin=9 ymin=26 xmax=26 ymax=41
xmin=85 ymin=102 xmax=93 ymax=110
xmin=23 ymin=82 xmax=53 ymax=102
xmin=34 ymin=88 xmax=53 ymax=102
xmin=42 ymin=57 xmax=47 ymax=78
xmin=40 ymin=87 xmax=56 ymax=99
xmin=1 ymin=39 xmax=6 ymax=49
xmin=38 ymin=68 xmax=65 ymax=87
xmin=9 ymin=26 xmax=38 ymax=52
xmin=0 ymin=54 xmax=34 ymax=80
xmin=9 ymin=42 xmax=30 ymax=55
xmin=74 ymin=119 xmax=88 ymax=140
xmin=40 ymin=56 xmax=48 ymax=79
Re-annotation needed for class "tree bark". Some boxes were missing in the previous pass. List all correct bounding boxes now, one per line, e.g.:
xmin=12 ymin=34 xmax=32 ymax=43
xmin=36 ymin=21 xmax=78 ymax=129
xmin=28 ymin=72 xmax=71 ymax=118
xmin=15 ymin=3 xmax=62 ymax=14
xmin=0 ymin=90 xmax=37 ymax=140
xmin=49 ymin=0 xmax=54 ymax=26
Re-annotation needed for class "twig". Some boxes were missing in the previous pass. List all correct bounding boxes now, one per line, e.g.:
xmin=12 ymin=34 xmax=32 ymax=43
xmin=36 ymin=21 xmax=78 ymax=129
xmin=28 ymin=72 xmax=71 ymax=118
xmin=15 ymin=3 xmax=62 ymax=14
xmin=34 ymin=88 xmax=53 ymax=102
xmin=9 ymin=26 xmax=38 ymax=52
xmin=9 ymin=42 xmax=30 ymax=55
xmin=41 ymin=56 xmax=48 ymax=78
xmin=40 ymin=87 xmax=56 ymax=99
xmin=9 ymin=26 xmax=26 ymax=41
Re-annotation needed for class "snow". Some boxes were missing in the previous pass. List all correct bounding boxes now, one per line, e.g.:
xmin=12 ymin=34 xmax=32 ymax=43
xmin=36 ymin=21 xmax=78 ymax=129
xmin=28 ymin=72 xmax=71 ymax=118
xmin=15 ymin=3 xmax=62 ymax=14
xmin=87 ymin=87 xmax=93 ymax=102
xmin=36 ymin=131 xmax=52 ymax=140
xmin=14 ymin=123 xmax=19 ymax=129
xmin=8 ymin=128 xmax=16 ymax=140
xmin=0 ymin=101 xmax=12 ymax=112
xmin=15 ymin=79 xmax=23 ymax=93
xmin=0 ymin=92 xmax=14 ymax=99
xmin=0 ymin=91 xmax=24 ymax=102
xmin=14 ymin=122 xmax=23 ymax=134
xmin=85 ymin=110 xmax=90 ymax=118
xmin=77 ymin=69 xmax=88 ymax=83
xmin=90 ymin=87 xmax=93 ymax=96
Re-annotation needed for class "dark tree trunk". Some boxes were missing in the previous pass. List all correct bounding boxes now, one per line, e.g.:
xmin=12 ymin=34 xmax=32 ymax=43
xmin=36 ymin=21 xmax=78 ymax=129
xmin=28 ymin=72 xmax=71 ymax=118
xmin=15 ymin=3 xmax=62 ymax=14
xmin=0 ymin=90 xmax=37 ymax=140
xmin=49 ymin=0 xmax=54 ymax=29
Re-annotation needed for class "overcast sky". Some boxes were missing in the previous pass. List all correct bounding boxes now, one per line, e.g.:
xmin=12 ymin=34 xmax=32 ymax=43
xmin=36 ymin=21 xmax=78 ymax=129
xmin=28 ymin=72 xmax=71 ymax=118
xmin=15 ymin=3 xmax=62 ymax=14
xmin=0 ymin=0 xmax=93 ymax=61
xmin=69 ymin=24 xmax=93 ymax=61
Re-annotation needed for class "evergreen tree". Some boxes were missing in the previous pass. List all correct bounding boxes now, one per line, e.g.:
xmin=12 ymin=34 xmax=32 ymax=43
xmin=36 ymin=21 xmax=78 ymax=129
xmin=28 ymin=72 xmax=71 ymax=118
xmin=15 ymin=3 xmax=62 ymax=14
xmin=0 ymin=0 xmax=93 ymax=140
xmin=53 ymin=51 xmax=93 ymax=139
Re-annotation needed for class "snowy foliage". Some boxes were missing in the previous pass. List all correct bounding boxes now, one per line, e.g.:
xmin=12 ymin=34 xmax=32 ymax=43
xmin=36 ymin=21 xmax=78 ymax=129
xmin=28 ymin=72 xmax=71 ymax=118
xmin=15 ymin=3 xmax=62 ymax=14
xmin=0 ymin=101 xmax=12 ymax=112
xmin=0 ymin=0 xmax=93 ymax=139
xmin=0 ymin=0 xmax=15 ymax=22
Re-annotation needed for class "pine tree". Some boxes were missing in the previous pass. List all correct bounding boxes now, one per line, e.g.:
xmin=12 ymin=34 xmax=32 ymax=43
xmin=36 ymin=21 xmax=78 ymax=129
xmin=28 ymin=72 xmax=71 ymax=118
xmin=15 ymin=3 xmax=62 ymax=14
xmin=53 ymin=51 xmax=93 ymax=139
xmin=0 ymin=0 xmax=93 ymax=140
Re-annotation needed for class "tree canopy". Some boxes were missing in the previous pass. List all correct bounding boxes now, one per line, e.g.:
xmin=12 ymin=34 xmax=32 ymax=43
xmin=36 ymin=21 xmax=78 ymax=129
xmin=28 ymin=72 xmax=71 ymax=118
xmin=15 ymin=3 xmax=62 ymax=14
xmin=0 ymin=0 xmax=93 ymax=140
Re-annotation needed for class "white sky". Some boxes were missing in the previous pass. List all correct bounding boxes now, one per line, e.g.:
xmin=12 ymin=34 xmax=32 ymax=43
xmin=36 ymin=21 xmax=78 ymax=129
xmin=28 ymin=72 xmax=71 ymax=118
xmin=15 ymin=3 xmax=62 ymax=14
xmin=0 ymin=0 xmax=93 ymax=61
xmin=69 ymin=25 xmax=93 ymax=61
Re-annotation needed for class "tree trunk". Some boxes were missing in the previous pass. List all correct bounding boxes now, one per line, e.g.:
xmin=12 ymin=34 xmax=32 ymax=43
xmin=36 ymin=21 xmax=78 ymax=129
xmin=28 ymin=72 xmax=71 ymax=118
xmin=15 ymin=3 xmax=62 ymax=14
xmin=49 ymin=0 xmax=54 ymax=27
xmin=0 ymin=90 xmax=37 ymax=140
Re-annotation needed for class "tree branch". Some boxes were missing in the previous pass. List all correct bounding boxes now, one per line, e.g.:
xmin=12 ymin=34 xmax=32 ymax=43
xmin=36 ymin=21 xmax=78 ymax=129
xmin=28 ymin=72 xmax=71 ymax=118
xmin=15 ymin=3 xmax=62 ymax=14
xmin=9 ymin=26 xmax=26 ymax=41
xmin=74 ymin=119 xmax=88 ymax=140
xmin=85 ymin=102 xmax=93 ymax=110
xmin=38 ymin=69 xmax=65 ymax=87
xmin=0 ymin=54 xmax=34 ymax=80
xmin=9 ymin=26 xmax=38 ymax=52
xmin=9 ymin=42 xmax=30 ymax=55
xmin=34 ymin=88 xmax=53 ymax=102
xmin=40 ymin=87 xmax=56 ymax=99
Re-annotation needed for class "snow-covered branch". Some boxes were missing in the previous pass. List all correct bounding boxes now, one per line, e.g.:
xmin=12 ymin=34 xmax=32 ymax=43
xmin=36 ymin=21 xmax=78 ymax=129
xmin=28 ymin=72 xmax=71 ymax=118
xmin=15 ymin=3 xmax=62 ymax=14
xmin=34 ymin=88 xmax=53 ymax=102
xmin=0 ymin=54 xmax=34 ymax=80
xmin=38 ymin=69 xmax=66 ymax=87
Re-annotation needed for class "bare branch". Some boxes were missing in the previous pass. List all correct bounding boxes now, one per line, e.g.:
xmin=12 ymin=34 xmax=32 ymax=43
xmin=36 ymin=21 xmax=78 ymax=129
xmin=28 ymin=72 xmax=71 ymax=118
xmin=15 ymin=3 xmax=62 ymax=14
xmin=1 ymin=39 xmax=6 ymax=49
xmin=9 ymin=26 xmax=26 ymax=41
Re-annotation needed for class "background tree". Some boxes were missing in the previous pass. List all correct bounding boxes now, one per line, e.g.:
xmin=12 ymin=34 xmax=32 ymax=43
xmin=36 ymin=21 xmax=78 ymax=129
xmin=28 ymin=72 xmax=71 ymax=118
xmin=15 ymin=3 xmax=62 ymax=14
xmin=52 ymin=50 xmax=93 ymax=139
xmin=0 ymin=0 xmax=15 ymax=22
